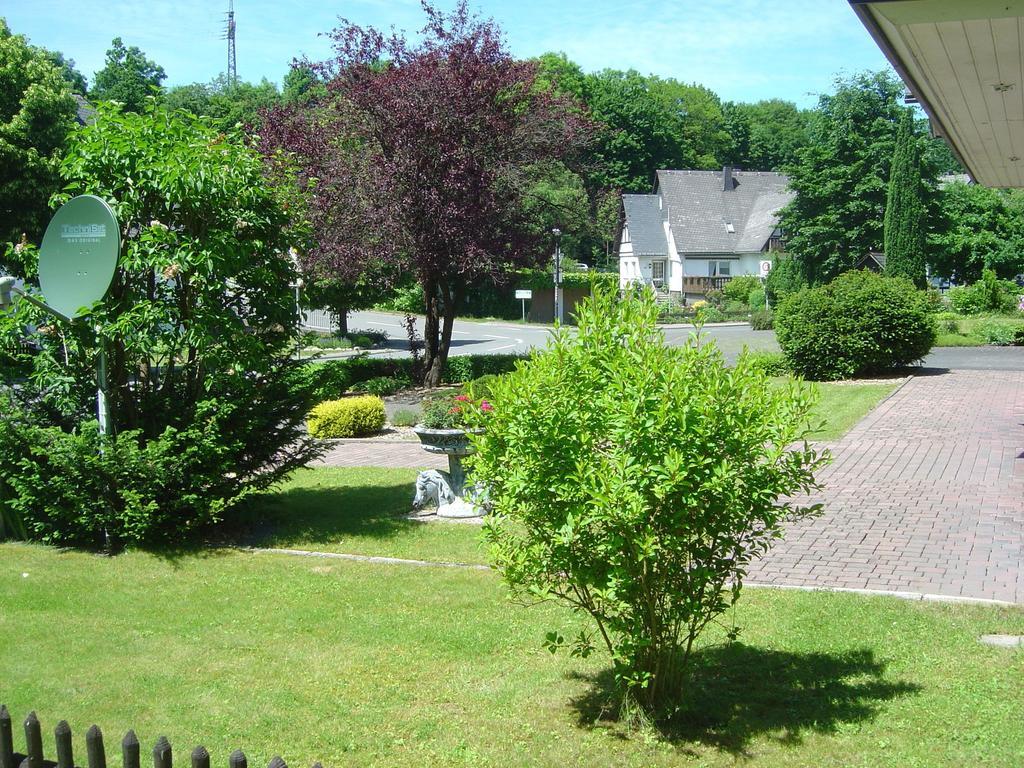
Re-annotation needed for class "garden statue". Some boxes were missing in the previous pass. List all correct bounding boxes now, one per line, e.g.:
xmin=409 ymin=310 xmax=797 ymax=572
xmin=411 ymin=392 xmax=488 ymax=519
xmin=412 ymin=469 xmax=456 ymax=510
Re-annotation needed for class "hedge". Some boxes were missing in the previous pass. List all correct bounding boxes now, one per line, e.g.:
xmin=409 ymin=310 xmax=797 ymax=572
xmin=299 ymin=352 xmax=529 ymax=401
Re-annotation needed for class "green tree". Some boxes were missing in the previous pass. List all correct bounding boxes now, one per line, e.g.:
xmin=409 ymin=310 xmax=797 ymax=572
xmin=929 ymin=181 xmax=1024 ymax=281
xmin=90 ymin=37 xmax=166 ymax=112
xmin=721 ymin=99 xmax=811 ymax=170
xmin=779 ymin=72 xmax=942 ymax=284
xmin=40 ymin=49 xmax=88 ymax=94
xmin=534 ymin=52 xmax=587 ymax=100
xmin=883 ymin=110 xmax=927 ymax=286
xmin=646 ymin=77 xmax=730 ymax=169
xmin=0 ymin=20 xmax=77 ymax=251
xmin=165 ymin=74 xmax=281 ymax=129
xmin=577 ymin=68 xmax=682 ymax=192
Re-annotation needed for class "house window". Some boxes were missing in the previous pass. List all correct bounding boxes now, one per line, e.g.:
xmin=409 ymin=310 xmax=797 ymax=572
xmin=709 ymin=260 xmax=731 ymax=277
xmin=651 ymin=260 xmax=666 ymax=285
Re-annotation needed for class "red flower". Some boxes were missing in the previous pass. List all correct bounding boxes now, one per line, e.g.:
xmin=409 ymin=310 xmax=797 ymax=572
xmin=480 ymin=401 xmax=494 ymax=413
xmin=454 ymin=394 xmax=470 ymax=402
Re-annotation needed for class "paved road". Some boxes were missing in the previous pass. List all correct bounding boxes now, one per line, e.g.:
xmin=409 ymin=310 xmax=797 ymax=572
xmin=346 ymin=311 xmax=1024 ymax=371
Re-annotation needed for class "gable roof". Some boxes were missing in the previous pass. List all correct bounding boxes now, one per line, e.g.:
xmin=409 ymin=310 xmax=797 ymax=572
xmin=622 ymin=194 xmax=668 ymax=256
xmin=654 ymin=169 xmax=793 ymax=255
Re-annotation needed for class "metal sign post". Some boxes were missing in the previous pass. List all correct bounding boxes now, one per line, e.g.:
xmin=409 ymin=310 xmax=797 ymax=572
xmin=552 ymin=228 xmax=563 ymax=324
xmin=515 ymin=289 xmax=532 ymax=322
xmin=759 ymin=259 xmax=772 ymax=311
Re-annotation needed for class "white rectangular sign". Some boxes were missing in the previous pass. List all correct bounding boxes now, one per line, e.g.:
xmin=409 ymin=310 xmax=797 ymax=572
xmin=515 ymin=289 xmax=533 ymax=300
xmin=759 ymin=260 xmax=772 ymax=277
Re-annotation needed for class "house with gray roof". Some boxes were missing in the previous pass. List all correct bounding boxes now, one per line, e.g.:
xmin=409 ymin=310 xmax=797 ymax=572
xmin=619 ymin=167 xmax=793 ymax=299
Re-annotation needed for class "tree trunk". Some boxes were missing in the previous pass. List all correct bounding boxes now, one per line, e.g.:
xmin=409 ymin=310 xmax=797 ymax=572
xmin=422 ymin=277 xmax=461 ymax=388
xmin=422 ymin=276 xmax=441 ymax=386
xmin=334 ymin=306 xmax=349 ymax=337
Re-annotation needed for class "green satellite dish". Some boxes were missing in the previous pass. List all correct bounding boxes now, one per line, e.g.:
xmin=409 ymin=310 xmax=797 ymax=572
xmin=38 ymin=195 xmax=120 ymax=319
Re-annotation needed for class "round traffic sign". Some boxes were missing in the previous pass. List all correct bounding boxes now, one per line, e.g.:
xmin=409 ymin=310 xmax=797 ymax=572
xmin=38 ymin=195 xmax=119 ymax=319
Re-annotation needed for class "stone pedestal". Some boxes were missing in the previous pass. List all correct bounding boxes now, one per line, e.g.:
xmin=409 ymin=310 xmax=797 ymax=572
xmin=411 ymin=427 xmax=482 ymax=519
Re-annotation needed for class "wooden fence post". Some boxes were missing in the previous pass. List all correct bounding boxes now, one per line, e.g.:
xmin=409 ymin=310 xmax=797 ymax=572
xmin=152 ymin=737 xmax=171 ymax=768
xmin=0 ymin=711 xmax=320 ymax=768
xmin=0 ymin=706 xmax=13 ymax=768
xmin=86 ymin=725 xmax=106 ymax=768
xmin=54 ymin=721 xmax=73 ymax=768
xmin=23 ymin=713 xmax=42 ymax=768
xmin=122 ymin=731 xmax=140 ymax=768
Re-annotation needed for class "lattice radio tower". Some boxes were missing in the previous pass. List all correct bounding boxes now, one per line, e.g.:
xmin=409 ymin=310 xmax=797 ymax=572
xmin=224 ymin=0 xmax=237 ymax=87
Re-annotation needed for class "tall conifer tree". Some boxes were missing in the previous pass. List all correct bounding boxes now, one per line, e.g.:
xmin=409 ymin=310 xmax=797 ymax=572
xmin=884 ymin=110 xmax=927 ymax=286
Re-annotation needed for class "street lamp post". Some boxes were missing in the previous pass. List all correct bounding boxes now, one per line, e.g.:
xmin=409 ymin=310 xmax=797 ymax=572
xmin=552 ymin=227 xmax=563 ymax=325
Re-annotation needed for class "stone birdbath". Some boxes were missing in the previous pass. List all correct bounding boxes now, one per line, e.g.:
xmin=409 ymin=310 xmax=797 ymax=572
xmin=411 ymin=426 xmax=482 ymax=518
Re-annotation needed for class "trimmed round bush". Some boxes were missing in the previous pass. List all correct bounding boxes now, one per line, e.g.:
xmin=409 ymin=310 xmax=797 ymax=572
xmin=775 ymin=270 xmax=936 ymax=381
xmin=307 ymin=395 xmax=386 ymax=438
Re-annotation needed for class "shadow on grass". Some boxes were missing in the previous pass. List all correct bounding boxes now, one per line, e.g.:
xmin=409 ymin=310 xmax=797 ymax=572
xmin=570 ymin=642 xmax=920 ymax=756
xmin=223 ymin=477 xmax=418 ymax=549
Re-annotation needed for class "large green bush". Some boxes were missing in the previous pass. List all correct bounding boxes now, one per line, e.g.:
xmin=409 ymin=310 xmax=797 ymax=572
xmin=0 ymin=104 xmax=318 ymax=547
xmin=0 ymin=395 xmax=276 ymax=548
xmin=471 ymin=289 xmax=827 ymax=712
xmin=775 ymin=270 xmax=936 ymax=381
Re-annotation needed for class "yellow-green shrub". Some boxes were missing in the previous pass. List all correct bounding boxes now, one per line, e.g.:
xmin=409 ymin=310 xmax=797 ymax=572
xmin=307 ymin=396 xmax=386 ymax=438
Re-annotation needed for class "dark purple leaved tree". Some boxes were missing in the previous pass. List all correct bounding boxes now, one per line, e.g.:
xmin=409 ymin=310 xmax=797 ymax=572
xmin=264 ymin=1 xmax=593 ymax=385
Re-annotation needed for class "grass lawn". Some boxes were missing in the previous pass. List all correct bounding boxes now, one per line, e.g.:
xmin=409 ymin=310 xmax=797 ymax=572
xmin=807 ymin=380 xmax=898 ymax=441
xmin=241 ymin=467 xmax=486 ymax=564
xmin=1 ymin=542 xmax=1022 ymax=768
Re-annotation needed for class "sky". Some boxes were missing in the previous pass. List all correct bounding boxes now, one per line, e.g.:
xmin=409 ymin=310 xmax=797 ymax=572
xmin=6 ymin=0 xmax=894 ymax=106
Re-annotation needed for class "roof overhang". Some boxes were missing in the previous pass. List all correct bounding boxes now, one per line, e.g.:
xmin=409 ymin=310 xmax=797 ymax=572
xmin=850 ymin=0 xmax=1024 ymax=187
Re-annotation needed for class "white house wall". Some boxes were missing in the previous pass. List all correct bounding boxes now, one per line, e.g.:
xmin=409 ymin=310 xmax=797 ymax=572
xmin=664 ymin=217 xmax=683 ymax=293
xmin=684 ymin=253 xmax=767 ymax=277
xmin=618 ymin=229 xmax=637 ymax=288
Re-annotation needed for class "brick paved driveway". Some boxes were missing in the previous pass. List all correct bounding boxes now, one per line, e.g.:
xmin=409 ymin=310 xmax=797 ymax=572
xmin=313 ymin=439 xmax=446 ymax=470
xmin=750 ymin=370 xmax=1024 ymax=604
xmin=315 ymin=370 xmax=1024 ymax=604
